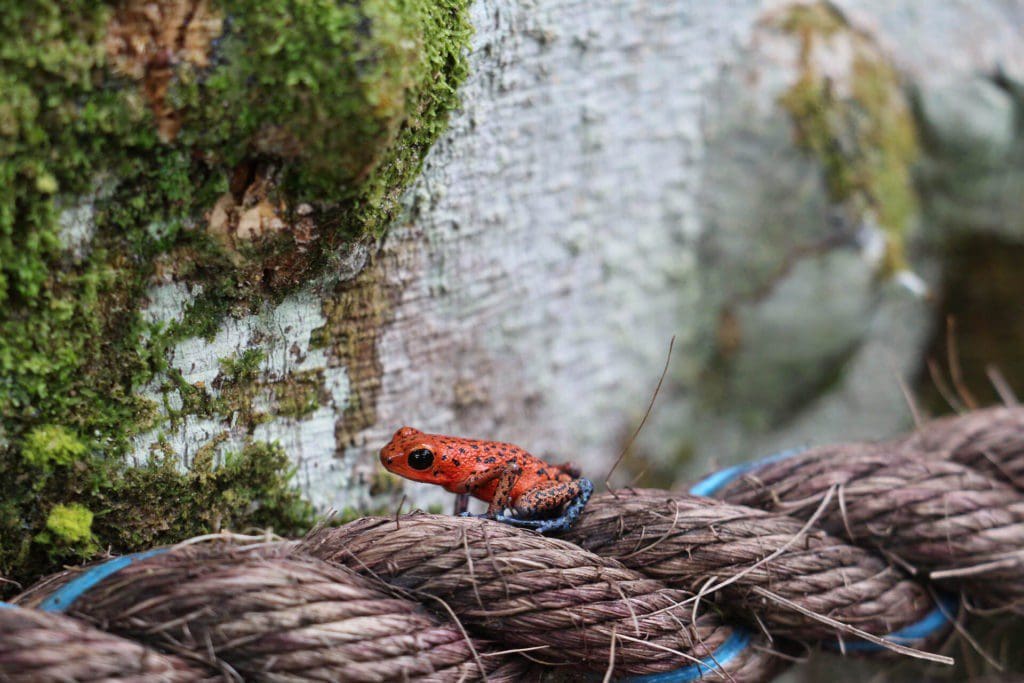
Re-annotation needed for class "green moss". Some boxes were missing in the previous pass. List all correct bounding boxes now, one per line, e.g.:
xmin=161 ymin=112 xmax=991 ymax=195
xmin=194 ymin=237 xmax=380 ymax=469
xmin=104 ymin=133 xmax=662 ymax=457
xmin=104 ymin=441 xmax=314 ymax=546
xmin=35 ymin=502 xmax=99 ymax=562
xmin=0 ymin=0 xmax=471 ymax=589
xmin=272 ymin=370 xmax=325 ymax=419
xmin=178 ymin=0 xmax=419 ymax=200
xmin=218 ymin=349 xmax=265 ymax=384
xmin=166 ymin=351 xmax=326 ymax=428
xmin=20 ymin=425 xmax=87 ymax=470
xmin=172 ymin=0 xmax=473 ymax=268
xmin=43 ymin=503 xmax=94 ymax=545
xmin=2 ymin=439 xmax=314 ymax=591
xmin=775 ymin=2 xmax=919 ymax=273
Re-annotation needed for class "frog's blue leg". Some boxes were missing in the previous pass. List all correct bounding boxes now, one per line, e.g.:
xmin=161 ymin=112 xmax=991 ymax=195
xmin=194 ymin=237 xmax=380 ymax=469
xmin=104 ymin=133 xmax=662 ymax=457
xmin=499 ymin=478 xmax=594 ymax=534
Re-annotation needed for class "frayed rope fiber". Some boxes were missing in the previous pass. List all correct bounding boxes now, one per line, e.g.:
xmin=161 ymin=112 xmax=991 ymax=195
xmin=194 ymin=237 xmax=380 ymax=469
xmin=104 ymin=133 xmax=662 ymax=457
xmin=10 ymin=406 xmax=1024 ymax=681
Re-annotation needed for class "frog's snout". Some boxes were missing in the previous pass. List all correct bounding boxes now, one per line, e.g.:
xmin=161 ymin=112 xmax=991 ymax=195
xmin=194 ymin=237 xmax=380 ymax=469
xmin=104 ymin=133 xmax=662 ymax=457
xmin=381 ymin=426 xmax=422 ymax=469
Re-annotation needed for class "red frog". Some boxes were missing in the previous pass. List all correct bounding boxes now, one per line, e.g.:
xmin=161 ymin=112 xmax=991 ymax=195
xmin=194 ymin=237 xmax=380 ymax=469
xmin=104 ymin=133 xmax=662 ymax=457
xmin=380 ymin=427 xmax=593 ymax=534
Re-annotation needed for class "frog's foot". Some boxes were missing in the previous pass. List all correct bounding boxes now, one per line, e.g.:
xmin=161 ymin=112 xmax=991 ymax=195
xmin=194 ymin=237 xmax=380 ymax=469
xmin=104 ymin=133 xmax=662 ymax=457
xmin=560 ymin=477 xmax=593 ymax=526
xmin=458 ymin=511 xmax=495 ymax=520
xmin=493 ymin=515 xmax=548 ymax=529
xmin=505 ymin=478 xmax=595 ymax=534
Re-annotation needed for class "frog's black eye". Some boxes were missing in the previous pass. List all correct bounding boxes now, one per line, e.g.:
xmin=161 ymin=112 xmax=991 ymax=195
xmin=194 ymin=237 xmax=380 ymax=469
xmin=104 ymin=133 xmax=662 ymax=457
xmin=408 ymin=448 xmax=434 ymax=470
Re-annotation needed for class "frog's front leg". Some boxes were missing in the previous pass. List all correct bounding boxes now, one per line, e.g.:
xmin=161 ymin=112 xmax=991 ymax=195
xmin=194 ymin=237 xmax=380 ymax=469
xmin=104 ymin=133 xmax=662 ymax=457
xmin=502 ymin=478 xmax=594 ymax=534
xmin=456 ymin=463 xmax=522 ymax=519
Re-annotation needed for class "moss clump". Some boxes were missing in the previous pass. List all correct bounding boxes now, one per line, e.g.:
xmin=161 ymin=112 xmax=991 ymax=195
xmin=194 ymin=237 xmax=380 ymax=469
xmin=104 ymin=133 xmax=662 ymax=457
xmin=43 ymin=504 xmax=95 ymax=545
xmin=775 ymin=2 xmax=919 ymax=273
xmin=102 ymin=441 xmax=314 ymax=548
xmin=20 ymin=425 xmax=87 ymax=470
xmin=178 ymin=0 xmax=433 ymax=202
xmin=35 ymin=503 xmax=100 ymax=563
xmin=173 ymin=0 xmax=473 ymax=282
xmin=0 ymin=0 xmax=470 ymax=589
xmin=218 ymin=349 xmax=266 ymax=384
xmin=2 ymin=440 xmax=313 ymax=592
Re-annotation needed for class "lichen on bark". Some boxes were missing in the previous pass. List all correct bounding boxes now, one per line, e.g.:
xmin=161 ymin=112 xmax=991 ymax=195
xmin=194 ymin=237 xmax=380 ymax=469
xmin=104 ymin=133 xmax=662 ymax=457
xmin=0 ymin=0 xmax=471 ymax=590
xmin=774 ymin=1 xmax=920 ymax=274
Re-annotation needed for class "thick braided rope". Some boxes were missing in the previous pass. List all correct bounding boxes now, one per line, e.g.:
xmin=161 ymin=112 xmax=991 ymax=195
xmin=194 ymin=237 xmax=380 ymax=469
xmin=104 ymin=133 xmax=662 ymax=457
xmin=8 ymin=407 xmax=1024 ymax=681
xmin=713 ymin=444 xmax=1024 ymax=610
xmin=563 ymin=490 xmax=940 ymax=643
xmin=15 ymin=544 xmax=533 ymax=682
xmin=299 ymin=514 xmax=781 ymax=680
xmin=897 ymin=406 xmax=1024 ymax=488
xmin=0 ymin=602 xmax=218 ymax=682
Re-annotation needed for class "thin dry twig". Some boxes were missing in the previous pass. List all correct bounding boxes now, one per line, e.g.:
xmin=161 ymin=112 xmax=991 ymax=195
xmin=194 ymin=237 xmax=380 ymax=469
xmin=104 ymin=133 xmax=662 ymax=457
xmin=604 ymin=335 xmax=675 ymax=490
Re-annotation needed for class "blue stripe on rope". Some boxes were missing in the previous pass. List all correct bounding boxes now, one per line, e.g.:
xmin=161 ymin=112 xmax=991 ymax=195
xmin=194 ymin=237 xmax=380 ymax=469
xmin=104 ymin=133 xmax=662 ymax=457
xmin=828 ymin=592 xmax=959 ymax=652
xmin=619 ymin=628 xmax=752 ymax=682
xmin=39 ymin=548 xmax=170 ymax=613
xmin=689 ymin=447 xmax=805 ymax=497
xmin=0 ymin=602 xmax=15 ymax=610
